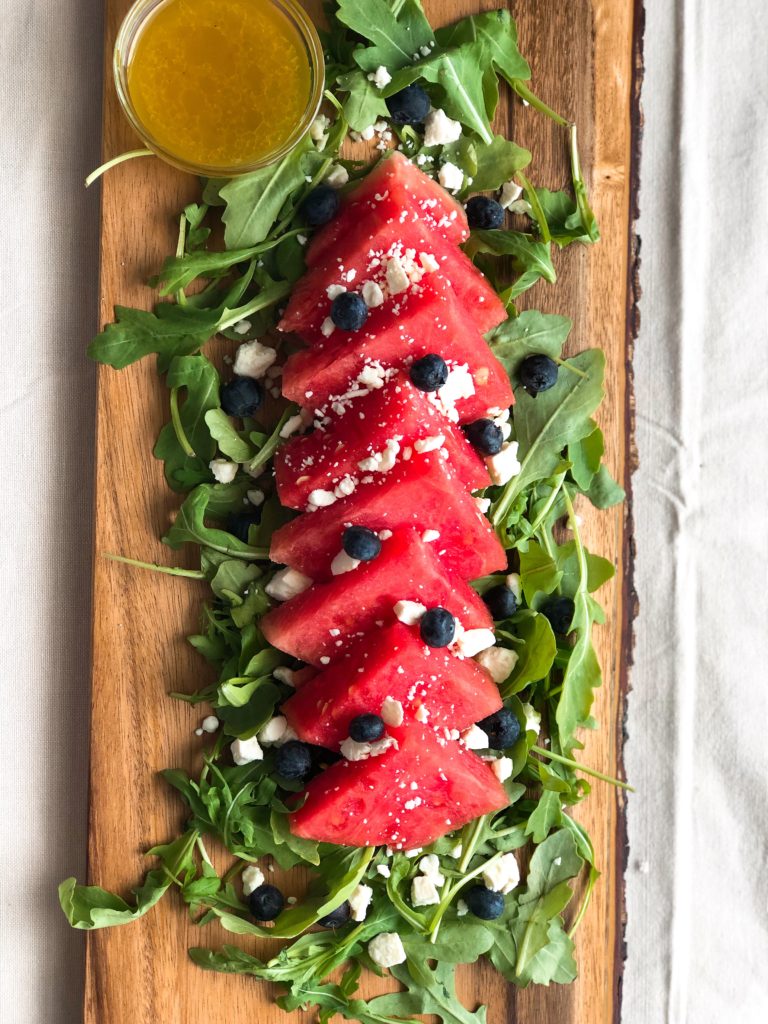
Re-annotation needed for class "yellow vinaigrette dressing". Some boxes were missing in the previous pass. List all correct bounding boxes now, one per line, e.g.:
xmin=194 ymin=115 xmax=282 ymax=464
xmin=125 ymin=0 xmax=315 ymax=171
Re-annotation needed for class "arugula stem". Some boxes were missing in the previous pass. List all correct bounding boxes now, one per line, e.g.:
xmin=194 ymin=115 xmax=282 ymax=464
xmin=85 ymin=148 xmax=154 ymax=188
xmin=512 ymin=81 xmax=571 ymax=127
xmin=175 ymin=214 xmax=188 ymax=306
xmin=530 ymin=745 xmax=634 ymax=791
xmin=526 ymin=473 xmax=566 ymax=537
xmin=567 ymin=866 xmax=599 ymax=938
xmin=103 ymin=553 xmax=206 ymax=579
xmin=428 ymin=849 xmax=506 ymax=942
xmin=555 ymin=356 xmax=588 ymax=379
xmin=218 ymin=282 xmax=292 ymax=334
xmin=516 ymin=170 xmax=551 ymax=244
xmin=169 ymin=387 xmax=196 ymax=457
xmin=247 ymin=406 xmax=298 ymax=475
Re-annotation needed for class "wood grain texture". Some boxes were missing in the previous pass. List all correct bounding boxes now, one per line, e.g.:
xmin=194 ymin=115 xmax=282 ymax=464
xmin=84 ymin=1 xmax=640 ymax=1021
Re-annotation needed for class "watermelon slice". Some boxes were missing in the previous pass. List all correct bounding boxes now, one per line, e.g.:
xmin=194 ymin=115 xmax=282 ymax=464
xmin=282 ymin=622 xmax=502 ymax=747
xmin=281 ymin=273 xmax=514 ymax=422
xmin=261 ymin=528 xmax=493 ymax=666
xmin=275 ymin=372 xmax=490 ymax=510
xmin=278 ymin=225 xmax=506 ymax=343
xmin=270 ymin=450 xmax=505 ymax=581
xmin=290 ymin=721 xmax=509 ymax=849
xmin=307 ymin=152 xmax=469 ymax=268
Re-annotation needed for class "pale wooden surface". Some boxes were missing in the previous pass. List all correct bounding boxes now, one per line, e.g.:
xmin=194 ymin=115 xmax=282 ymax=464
xmin=85 ymin=1 xmax=638 ymax=1020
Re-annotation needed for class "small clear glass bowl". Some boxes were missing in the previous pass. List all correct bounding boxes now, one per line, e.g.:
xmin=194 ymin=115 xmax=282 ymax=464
xmin=113 ymin=0 xmax=325 ymax=177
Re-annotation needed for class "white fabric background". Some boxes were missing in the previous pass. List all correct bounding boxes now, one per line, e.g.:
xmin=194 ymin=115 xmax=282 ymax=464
xmin=0 ymin=1 xmax=766 ymax=1022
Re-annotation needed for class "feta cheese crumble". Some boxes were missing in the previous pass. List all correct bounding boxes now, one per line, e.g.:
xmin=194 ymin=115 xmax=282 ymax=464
xmin=340 ymin=734 xmax=398 ymax=762
xmin=506 ymin=572 xmax=522 ymax=602
xmin=438 ymin=161 xmax=464 ymax=193
xmin=418 ymin=854 xmax=445 ymax=886
xmin=265 ymin=567 xmax=313 ymax=602
xmin=461 ymin=724 xmax=489 ymax=750
xmin=201 ymin=715 xmax=219 ymax=733
xmin=209 ymin=459 xmax=238 ymax=484
xmin=475 ymin=646 xmax=518 ymax=682
xmin=491 ymin=756 xmax=514 ymax=783
xmin=482 ymin=852 xmax=520 ymax=894
xmin=486 ymin=441 xmax=522 ymax=486
xmin=241 ymin=865 xmax=265 ymax=896
xmin=394 ymin=599 xmax=427 ymax=625
xmin=368 ymin=932 xmax=406 ymax=968
xmin=421 ymin=529 xmax=440 ymax=543
xmin=258 ymin=715 xmax=289 ymax=745
xmin=279 ymin=414 xmax=304 ymax=439
xmin=499 ymin=180 xmax=523 ymax=209
xmin=424 ymin=108 xmax=463 ymax=147
xmin=233 ymin=338 xmax=277 ymax=379
xmin=381 ymin=696 xmax=404 ymax=727
xmin=522 ymin=702 xmax=542 ymax=736
xmin=349 ymin=883 xmax=373 ymax=921
xmin=230 ymin=735 xmax=263 ymax=766
xmin=454 ymin=627 xmax=496 ymax=658
xmin=330 ymin=549 xmax=361 ymax=576
xmin=411 ymin=875 xmax=441 ymax=907
xmin=325 ymin=163 xmax=350 ymax=188
xmin=362 ymin=280 xmax=385 ymax=308
xmin=367 ymin=65 xmax=392 ymax=89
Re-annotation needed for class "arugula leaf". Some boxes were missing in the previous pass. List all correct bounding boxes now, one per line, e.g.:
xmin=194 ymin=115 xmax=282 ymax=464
xmin=470 ymin=135 xmax=531 ymax=192
xmin=338 ymin=0 xmax=434 ymax=73
xmin=88 ymin=304 xmax=220 ymax=370
xmin=583 ymin=464 xmax=626 ymax=509
xmin=503 ymin=611 xmax=557 ymax=695
xmin=567 ymin=422 xmax=604 ymax=489
xmin=204 ymin=409 xmax=257 ymax=463
xmin=337 ymin=69 xmax=389 ymax=130
xmin=470 ymin=229 xmax=556 ymax=298
xmin=535 ymin=187 xmax=594 ymax=248
xmin=154 ymin=354 xmax=220 ymax=492
xmin=369 ymin=959 xmax=487 ymax=1024
xmin=488 ymin=310 xmax=572 ymax=380
xmin=163 ymin=484 xmax=269 ymax=561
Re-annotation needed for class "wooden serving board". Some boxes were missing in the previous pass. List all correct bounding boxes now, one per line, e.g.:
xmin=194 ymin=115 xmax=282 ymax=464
xmin=85 ymin=1 xmax=641 ymax=1021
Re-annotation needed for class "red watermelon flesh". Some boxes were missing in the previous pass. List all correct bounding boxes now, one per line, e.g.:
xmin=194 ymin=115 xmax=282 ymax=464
xmin=278 ymin=228 xmax=506 ymax=342
xmin=281 ymin=274 xmax=514 ymax=422
xmin=289 ymin=721 xmax=509 ymax=849
xmin=274 ymin=372 xmax=490 ymax=510
xmin=261 ymin=528 xmax=493 ymax=667
xmin=282 ymin=622 xmax=502 ymax=747
xmin=307 ymin=151 xmax=469 ymax=268
xmin=270 ymin=450 xmax=505 ymax=582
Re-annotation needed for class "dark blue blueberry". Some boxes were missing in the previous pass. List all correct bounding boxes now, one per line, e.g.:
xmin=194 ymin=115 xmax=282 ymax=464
xmin=466 ymin=196 xmax=505 ymax=230
xmin=409 ymin=354 xmax=449 ymax=392
xmin=476 ymin=708 xmax=521 ymax=749
xmin=463 ymin=418 xmax=504 ymax=455
xmin=331 ymin=291 xmax=369 ymax=331
xmin=519 ymin=354 xmax=558 ymax=396
xmin=248 ymin=883 xmax=285 ymax=921
xmin=483 ymin=584 xmax=518 ymax=620
xmin=349 ymin=714 xmax=385 ymax=743
xmin=465 ymin=884 xmax=505 ymax=920
xmin=318 ymin=901 xmax=351 ymax=928
xmin=386 ymin=84 xmax=431 ymax=125
xmin=274 ymin=740 xmax=313 ymax=780
xmin=342 ymin=525 xmax=382 ymax=562
xmin=227 ymin=511 xmax=262 ymax=544
xmin=420 ymin=606 xmax=456 ymax=648
xmin=220 ymin=376 xmax=264 ymax=418
xmin=541 ymin=595 xmax=575 ymax=634
xmin=299 ymin=184 xmax=340 ymax=227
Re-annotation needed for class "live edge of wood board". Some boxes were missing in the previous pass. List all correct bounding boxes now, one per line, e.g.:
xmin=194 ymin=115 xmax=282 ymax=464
xmin=84 ymin=1 xmax=642 ymax=1021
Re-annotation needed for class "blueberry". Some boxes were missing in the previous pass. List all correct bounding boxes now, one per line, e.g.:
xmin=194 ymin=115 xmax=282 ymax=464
xmin=227 ymin=511 xmax=261 ymax=544
xmin=299 ymin=184 xmax=340 ymax=227
xmin=274 ymin=740 xmax=313 ymax=780
xmin=519 ymin=354 xmax=558 ymax=396
xmin=343 ymin=525 xmax=382 ymax=562
xmin=420 ymin=607 xmax=456 ymax=648
xmin=318 ymin=901 xmax=351 ymax=928
xmin=541 ymin=595 xmax=575 ymax=634
xmin=220 ymin=376 xmax=264 ymax=418
xmin=463 ymin=418 xmax=504 ymax=455
xmin=466 ymin=196 xmax=505 ymax=230
xmin=349 ymin=713 xmax=385 ymax=743
xmin=249 ymin=883 xmax=285 ymax=921
xmin=386 ymin=84 xmax=431 ymax=125
xmin=409 ymin=354 xmax=449 ymax=392
xmin=465 ymin=884 xmax=505 ymax=920
xmin=476 ymin=708 xmax=521 ymax=749
xmin=483 ymin=584 xmax=518 ymax=620
xmin=331 ymin=291 xmax=369 ymax=331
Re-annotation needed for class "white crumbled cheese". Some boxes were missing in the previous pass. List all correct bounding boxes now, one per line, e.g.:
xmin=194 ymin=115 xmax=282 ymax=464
xmin=201 ymin=715 xmax=219 ymax=733
xmin=349 ymin=883 xmax=373 ymax=922
xmin=381 ymin=696 xmax=404 ymax=727
xmin=233 ymin=339 xmax=277 ymax=380
xmin=438 ymin=161 xmax=464 ymax=193
xmin=280 ymin=414 xmax=305 ymax=439
xmin=334 ymin=475 xmax=358 ymax=498
xmin=326 ymin=283 xmax=347 ymax=300
xmin=331 ymin=549 xmax=361 ymax=576
xmin=474 ymin=496 xmax=491 ymax=514
xmin=440 ymin=364 xmax=475 ymax=405
xmin=411 ymin=875 xmax=441 ymax=907
xmin=265 ymin=567 xmax=313 ymax=602
xmin=486 ymin=441 xmax=522 ymax=486
xmin=376 ymin=863 xmax=392 ymax=878
xmin=378 ymin=529 xmax=393 ymax=541
xmin=247 ymin=488 xmax=265 ymax=507
xmin=421 ymin=529 xmax=440 ymax=543
xmin=476 ymin=646 xmax=519 ymax=683
xmin=499 ymin=180 xmax=523 ymax=209
xmin=230 ymin=735 xmax=263 ymax=766
xmin=461 ymin=724 xmax=489 ymax=750
xmin=307 ymin=488 xmax=337 ymax=508
xmin=456 ymin=899 xmax=469 ymax=917
xmin=359 ymin=124 xmax=376 ymax=141
xmin=357 ymin=362 xmax=389 ymax=390
xmin=368 ymin=932 xmax=407 ymax=968
xmin=297 ymin=234 xmax=307 ymax=245
xmin=491 ymin=756 xmax=514 ymax=783
xmin=405 ymin=847 xmax=423 ymax=858
xmin=413 ymin=434 xmax=445 ymax=454
xmin=506 ymin=573 xmax=522 ymax=602
xmin=483 ymin=853 xmax=520 ymax=894
xmin=358 ymin=438 xmax=401 ymax=473
xmin=362 ymin=280 xmax=385 ymax=308
xmin=394 ymin=599 xmax=427 ymax=625
xmin=325 ymin=163 xmax=350 ymax=188
xmin=454 ymin=628 xmax=496 ymax=658
xmin=258 ymin=715 xmax=289 ymax=745
xmin=320 ymin=316 xmax=336 ymax=338
xmin=367 ymin=65 xmax=392 ymax=89
xmin=241 ymin=865 xmax=265 ymax=896
xmin=522 ymin=703 xmax=541 ymax=736
xmin=232 ymin=319 xmax=252 ymax=335
xmin=340 ymin=734 xmax=398 ymax=762
xmin=508 ymin=198 xmax=533 ymax=216
xmin=449 ymin=843 xmax=463 ymax=859
xmin=209 ymin=459 xmax=238 ymax=484
xmin=273 ymin=666 xmax=297 ymax=687
xmin=310 ymin=113 xmax=330 ymax=146
xmin=195 ymin=728 xmax=204 ymax=736
xmin=418 ymin=855 xmax=445 ymax=886
xmin=424 ymin=108 xmax=463 ymax=147
xmin=385 ymin=255 xmax=411 ymax=295
xmin=414 ymin=704 xmax=430 ymax=724
xmin=418 ymin=251 xmax=440 ymax=274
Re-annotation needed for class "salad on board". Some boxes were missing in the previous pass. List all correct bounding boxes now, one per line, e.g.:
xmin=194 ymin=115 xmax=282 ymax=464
xmin=61 ymin=1 xmax=627 ymax=1020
